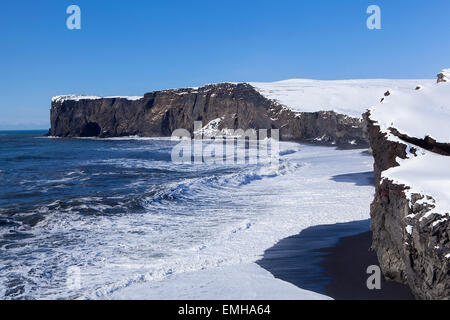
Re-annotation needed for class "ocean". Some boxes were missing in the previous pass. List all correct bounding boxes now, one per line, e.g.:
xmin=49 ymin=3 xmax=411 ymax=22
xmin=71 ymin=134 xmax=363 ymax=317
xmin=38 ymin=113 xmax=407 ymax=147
xmin=0 ymin=131 xmax=374 ymax=299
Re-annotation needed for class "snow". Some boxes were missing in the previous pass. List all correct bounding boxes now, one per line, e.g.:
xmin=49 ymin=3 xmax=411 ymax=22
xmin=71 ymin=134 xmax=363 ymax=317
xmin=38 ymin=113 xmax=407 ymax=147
xmin=52 ymin=95 xmax=102 ymax=103
xmin=110 ymin=263 xmax=331 ymax=300
xmin=439 ymin=68 xmax=449 ymax=82
xmin=432 ymin=219 xmax=447 ymax=227
xmin=194 ymin=118 xmax=223 ymax=136
xmin=106 ymin=96 xmax=143 ymax=101
xmin=368 ymin=73 xmax=450 ymax=218
xmin=406 ymin=225 xmax=413 ymax=235
xmin=193 ymin=118 xmax=242 ymax=137
xmin=52 ymin=95 xmax=143 ymax=103
xmin=382 ymin=149 xmax=450 ymax=217
xmin=369 ymin=81 xmax=450 ymax=142
xmin=250 ymin=79 xmax=434 ymax=118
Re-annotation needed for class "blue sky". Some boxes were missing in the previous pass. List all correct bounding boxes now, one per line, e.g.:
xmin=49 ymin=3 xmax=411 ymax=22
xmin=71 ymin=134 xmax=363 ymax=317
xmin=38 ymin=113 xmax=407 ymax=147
xmin=1 ymin=0 xmax=449 ymax=129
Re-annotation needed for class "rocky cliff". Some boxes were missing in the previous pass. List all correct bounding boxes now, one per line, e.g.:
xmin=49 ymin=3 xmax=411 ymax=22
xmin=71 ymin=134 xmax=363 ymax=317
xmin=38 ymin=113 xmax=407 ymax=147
xmin=366 ymin=71 xmax=450 ymax=300
xmin=49 ymin=83 xmax=368 ymax=146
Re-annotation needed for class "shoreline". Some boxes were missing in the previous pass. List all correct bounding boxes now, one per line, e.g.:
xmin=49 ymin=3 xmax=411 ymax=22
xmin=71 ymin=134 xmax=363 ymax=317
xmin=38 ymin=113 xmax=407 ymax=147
xmin=319 ymin=230 xmax=415 ymax=300
xmin=257 ymin=219 xmax=415 ymax=300
xmin=1 ymin=134 xmax=380 ymax=299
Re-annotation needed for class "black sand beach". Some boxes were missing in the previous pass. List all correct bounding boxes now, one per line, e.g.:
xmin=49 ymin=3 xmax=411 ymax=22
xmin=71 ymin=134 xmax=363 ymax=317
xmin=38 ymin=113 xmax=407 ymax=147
xmin=257 ymin=220 xmax=415 ymax=300
xmin=319 ymin=230 xmax=415 ymax=300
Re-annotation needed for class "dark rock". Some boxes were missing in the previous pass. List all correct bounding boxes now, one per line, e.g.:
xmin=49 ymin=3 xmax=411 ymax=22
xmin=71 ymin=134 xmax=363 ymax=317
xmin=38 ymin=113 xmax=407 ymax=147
xmin=80 ymin=122 xmax=101 ymax=137
xmin=388 ymin=128 xmax=450 ymax=156
xmin=365 ymin=111 xmax=450 ymax=300
xmin=437 ymin=72 xmax=448 ymax=83
xmin=50 ymin=83 xmax=368 ymax=147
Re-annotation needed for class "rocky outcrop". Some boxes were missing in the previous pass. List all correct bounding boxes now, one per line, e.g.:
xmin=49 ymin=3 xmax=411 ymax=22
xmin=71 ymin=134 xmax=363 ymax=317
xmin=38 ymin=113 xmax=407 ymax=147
xmin=49 ymin=83 xmax=368 ymax=146
xmin=437 ymin=69 xmax=449 ymax=83
xmin=365 ymin=114 xmax=450 ymax=300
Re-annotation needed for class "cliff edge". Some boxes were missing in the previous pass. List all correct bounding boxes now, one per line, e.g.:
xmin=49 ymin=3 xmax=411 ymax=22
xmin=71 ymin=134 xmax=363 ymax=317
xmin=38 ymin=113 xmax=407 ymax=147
xmin=366 ymin=69 xmax=450 ymax=300
xmin=49 ymin=83 xmax=367 ymax=146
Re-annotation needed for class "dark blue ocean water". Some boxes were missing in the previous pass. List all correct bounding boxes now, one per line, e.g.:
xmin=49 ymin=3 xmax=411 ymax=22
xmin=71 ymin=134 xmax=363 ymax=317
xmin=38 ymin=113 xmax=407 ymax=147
xmin=0 ymin=131 xmax=238 ymax=220
xmin=0 ymin=131 xmax=290 ymax=299
xmin=0 ymin=131 xmax=375 ymax=300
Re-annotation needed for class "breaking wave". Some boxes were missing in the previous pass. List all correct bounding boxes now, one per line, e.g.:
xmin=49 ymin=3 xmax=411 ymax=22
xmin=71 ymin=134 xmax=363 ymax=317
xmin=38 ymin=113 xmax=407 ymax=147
xmin=0 ymin=133 xmax=306 ymax=299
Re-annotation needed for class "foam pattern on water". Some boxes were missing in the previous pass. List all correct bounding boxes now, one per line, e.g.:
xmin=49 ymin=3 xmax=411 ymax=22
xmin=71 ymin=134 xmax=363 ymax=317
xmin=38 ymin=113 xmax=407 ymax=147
xmin=0 ymin=133 xmax=374 ymax=299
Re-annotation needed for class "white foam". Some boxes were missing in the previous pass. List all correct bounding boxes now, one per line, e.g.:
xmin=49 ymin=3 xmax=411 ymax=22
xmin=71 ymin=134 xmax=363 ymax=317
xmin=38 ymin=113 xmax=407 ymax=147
xmin=99 ymin=144 xmax=374 ymax=299
xmin=110 ymin=263 xmax=331 ymax=300
xmin=2 ymin=142 xmax=374 ymax=300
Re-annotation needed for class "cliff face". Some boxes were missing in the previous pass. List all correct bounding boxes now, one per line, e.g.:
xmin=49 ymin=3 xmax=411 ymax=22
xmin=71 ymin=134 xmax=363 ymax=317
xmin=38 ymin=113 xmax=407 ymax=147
xmin=366 ymin=75 xmax=450 ymax=299
xmin=50 ymin=83 xmax=368 ymax=146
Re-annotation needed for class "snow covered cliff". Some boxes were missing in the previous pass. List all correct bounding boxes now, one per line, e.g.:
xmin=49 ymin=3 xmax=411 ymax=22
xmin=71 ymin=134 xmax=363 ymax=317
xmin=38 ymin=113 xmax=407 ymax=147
xmin=49 ymin=83 xmax=368 ymax=146
xmin=50 ymin=78 xmax=436 ymax=148
xmin=250 ymin=79 xmax=433 ymax=118
xmin=366 ymin=69 xmax=450 ymax=300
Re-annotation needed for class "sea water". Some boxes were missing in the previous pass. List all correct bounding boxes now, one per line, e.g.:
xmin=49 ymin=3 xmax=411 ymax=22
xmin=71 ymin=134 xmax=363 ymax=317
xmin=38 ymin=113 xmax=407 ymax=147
xmin=0 ymin=131 xmax=373 ymax=299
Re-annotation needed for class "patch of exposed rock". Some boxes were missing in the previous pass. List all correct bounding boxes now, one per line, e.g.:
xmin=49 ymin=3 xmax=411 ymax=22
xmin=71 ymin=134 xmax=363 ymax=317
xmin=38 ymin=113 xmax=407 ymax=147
xmin=437 ymin=69 xmax=449 ymax=83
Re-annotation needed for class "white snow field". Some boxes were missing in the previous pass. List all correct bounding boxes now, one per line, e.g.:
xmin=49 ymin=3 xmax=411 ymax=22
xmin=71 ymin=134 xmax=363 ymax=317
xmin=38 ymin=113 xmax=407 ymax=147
xmin=108 ymin=143 xmax=374 ymax=300
xmin=250 ymin=79 xmax=434 ymax=118
xmin=369 ymin=77 xmax=450 ymax=142
xmin=383 ymin=149 xmax=450 ymax=218
xmin=53 ymin=79 xmax=435 ymax=120
xmin=370 ymin=74 xmax=450 ymax=220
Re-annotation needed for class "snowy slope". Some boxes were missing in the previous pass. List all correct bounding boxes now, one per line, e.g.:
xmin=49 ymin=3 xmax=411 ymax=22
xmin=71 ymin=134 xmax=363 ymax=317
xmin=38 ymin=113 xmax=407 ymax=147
xmin=383 ymin=148 xmax=450 ymax=218
xmin=369 ymin=80 xmax=450 ymax=142
xmin=370 ymin=74 xmax=450 ymax=218
xmin=250 ymin=79 xmax=434 ymax=118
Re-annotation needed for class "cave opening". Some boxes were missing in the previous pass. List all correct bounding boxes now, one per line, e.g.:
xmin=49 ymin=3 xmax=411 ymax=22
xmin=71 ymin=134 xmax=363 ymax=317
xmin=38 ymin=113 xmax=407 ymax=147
xmin=80 ymin=122 xmax=101 ymax=137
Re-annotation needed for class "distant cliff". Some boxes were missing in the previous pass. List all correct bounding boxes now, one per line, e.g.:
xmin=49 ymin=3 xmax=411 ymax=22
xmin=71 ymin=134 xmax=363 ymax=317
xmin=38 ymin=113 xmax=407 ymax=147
xmin=366 ymin=70 xmax=450 ymax=300
xmin=49 ymin=83 xmax=368 ymax=146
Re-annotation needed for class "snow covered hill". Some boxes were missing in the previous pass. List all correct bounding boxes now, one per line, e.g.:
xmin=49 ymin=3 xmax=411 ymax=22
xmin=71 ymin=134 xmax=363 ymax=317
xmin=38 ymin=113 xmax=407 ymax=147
xmin=367 ymin=69 xmax=450 ymax=300
xmin=250 ymin=79 xmax=434 ymax=118
xmin=370 ymin=70 xmax=450 ymax=214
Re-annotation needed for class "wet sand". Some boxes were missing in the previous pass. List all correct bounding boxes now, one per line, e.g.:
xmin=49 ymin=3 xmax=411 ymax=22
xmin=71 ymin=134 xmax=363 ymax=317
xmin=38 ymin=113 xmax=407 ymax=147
xmin=257 ymin=220 xmax=415 ymax=300
xmin=319 ymin=230 xmax=415 ymax=300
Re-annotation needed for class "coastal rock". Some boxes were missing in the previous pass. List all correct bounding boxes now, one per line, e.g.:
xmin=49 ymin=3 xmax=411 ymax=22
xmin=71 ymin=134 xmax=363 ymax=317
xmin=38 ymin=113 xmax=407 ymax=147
xmin=50 ymin=83 xmax=368 ymax=146
xmin=437 ymin=69 xmax=449 ymax=83
xmin=365 ymin=71 xmax=450 ymax=300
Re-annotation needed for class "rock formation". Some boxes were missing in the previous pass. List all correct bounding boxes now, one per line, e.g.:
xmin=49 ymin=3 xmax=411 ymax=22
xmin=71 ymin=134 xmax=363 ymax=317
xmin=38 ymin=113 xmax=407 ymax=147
xmin=366 ymin=71 xmax=450 ymax=300
xmin=49 ymin=83 xmax=368 ymax=146
xmin=437 ymin=69 xmax=449 ymax=83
